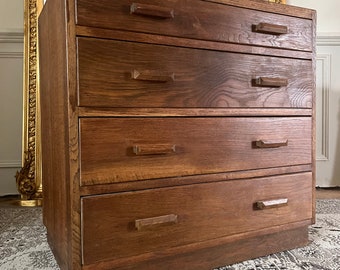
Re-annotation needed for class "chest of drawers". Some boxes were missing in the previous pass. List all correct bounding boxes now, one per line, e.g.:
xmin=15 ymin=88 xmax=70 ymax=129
xmin=39 ymin=0 xmax=316 ymax=269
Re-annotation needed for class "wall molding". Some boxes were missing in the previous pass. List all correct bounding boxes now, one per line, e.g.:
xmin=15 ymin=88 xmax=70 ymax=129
xmin=0 ymin=31 xmax=24 ymax=55
xmin=0 ymin=160 xmax=21 ymax=168
xmin=0 ymin=31 xmax=23 ymax=170
xmin=0 ymin=52 xmax=23 ymax=58
xmin=317 ymin=34 xmax=340 ymax=46
xmin=0 ymin=31 xmax=24 ymax=43
xmin=316 ymin=54 xmax=331 ymax=161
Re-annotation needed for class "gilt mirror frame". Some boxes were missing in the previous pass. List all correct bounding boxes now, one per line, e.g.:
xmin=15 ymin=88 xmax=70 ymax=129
xmin=268 ymin=0 xmax=286 ymax=3
xmin=16 ymin=0 xmax=44 ymax=205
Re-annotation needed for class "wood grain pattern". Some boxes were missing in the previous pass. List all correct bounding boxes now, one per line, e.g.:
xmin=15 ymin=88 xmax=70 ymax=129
xmin=76 ymin=0 xmax=313 ymax=51
xmin=78 ymin=107 xmax=313 ymax=117
xmin=254 ymin=139 xmax=288 ymax=148
xmin=81 ymin=172 xmax=312 ymax=265
xmin=133 ymin=144 xmax=176 ymax=156
xmin=135 ymin=214 xmax=178 ymax=231
xmin=130 ymin=3 xmax=175 ymax=19
xmin=76 ymin=26 xmax=313 ymax=60
xmin=256 ymin=198 xmax=289 ymax=209
xmin=253 ymin=22 xmax=288 ymax=35
xmin=202 ymin=0 xmax=315 ymax=19
xmin=78 ymin=38 xmax=313 ymax=108
xmin=79 ymin=117 xmax=312 ymax=186
xmin=79 ymin=164 xmax=312 ymax=196
xmin=82 ymin=225 xmax=310 ymax=270
xmin=39 ymin=0 xmax=74 ymax=269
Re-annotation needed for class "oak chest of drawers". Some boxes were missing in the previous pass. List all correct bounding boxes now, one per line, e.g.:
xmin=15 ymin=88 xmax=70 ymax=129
xmin=39 ymin=0 xmax=316 ymax=269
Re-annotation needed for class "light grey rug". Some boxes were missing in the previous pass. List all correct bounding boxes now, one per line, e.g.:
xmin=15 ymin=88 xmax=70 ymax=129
xmin=0 ymin=200 xmax=339 ymax=270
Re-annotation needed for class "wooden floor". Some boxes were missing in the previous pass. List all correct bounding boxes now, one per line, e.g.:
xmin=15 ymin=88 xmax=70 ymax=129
xmin=0 ymin=188 xmax=339 ymax=207
xmin=0 ymin=194 xmax=21 ymax=207
xmin=315 ymin=187 xmax=340 ymax=199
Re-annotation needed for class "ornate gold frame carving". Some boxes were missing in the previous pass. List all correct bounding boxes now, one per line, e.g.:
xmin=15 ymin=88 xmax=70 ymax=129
xmin=15 ymin=0 xmax=44 ymax=206
xmin=268 ymin=0 xmax=286 ymax=3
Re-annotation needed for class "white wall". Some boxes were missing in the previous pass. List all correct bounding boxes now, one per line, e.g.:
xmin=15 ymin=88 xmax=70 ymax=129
xmin=0 ymin=0 xmax=23 ymax=195
xmin=288 ymin=0 xmax=340 ymax=186
xmin=287 ymin=0 xmax=340 ymax=34
xmin=0 ymin=1 xmax=24 ymax=32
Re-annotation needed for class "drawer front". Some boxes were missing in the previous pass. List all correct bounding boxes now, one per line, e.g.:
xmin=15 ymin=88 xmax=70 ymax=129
xmin=78 ymin=38 xmax=313 ymax=108
xmin=79 ymin=117 xmax=312 ymax=186
xmin=76 ymin=0 xmax=313 ymax=52
xmin=81 ymin=172 xmax=313 ymax=265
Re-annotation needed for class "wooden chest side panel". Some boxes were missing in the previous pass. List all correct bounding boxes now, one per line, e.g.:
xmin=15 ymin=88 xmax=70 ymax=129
xmin=39 ymin=0 xmax=73 ymax=268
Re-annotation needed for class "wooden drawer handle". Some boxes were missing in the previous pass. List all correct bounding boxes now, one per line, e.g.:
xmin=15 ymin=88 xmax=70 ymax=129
xmin=131 ymin=70 xmax=175 ymax=83
xmin=252 ymin=77 xmax=288 ymax=87
xmin=254 ymin=139 xmax=288 ymax=148
xmin=130 ymin=3 xmax=174 ymax=19
xmin=253 ymin=22 xmax=288 ymax=35
xmin=135 ymin=214 xmax=178 ymax=231
xmin=256 ymin=198 xmax=288 ymax=210
xmin=133 ymin=144 xmax=176 ymax=156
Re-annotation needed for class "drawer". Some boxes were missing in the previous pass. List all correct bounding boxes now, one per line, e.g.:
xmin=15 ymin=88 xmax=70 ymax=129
xmin=81 ymin=172 xmax=313 ymax=265
xmin=77 ymin=38 xmax=313 ymax=108
xmin=76 ymin=0 xmax=313 ymax=52
xmin=79 ymin=117 xmax=312 ymax=186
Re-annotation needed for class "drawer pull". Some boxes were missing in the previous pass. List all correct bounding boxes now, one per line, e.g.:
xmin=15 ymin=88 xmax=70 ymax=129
xmin=131 ymin=70 xmax=175 ymax=83
xmin=254 ymin=139 xmax=288 ymax=148
xmin=135 ymin=214 xmax=178 ymax=231
xmin=252 ymin=77 xmax=288 ymax=87
xmin=130 ymin=3 xmax=174 ymax=19
xmin=133 ymin=144 xmax=176 ymax=156
xmin=253 ymin=22 xmax=288 ymax=35
xmin=256 ymin=198 xmax=288 ymax=210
